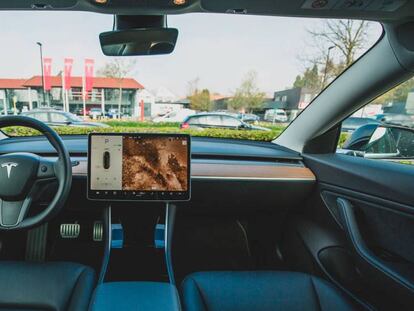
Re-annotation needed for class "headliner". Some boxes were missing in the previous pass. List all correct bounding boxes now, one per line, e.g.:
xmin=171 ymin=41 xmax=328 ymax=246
xmin=0 ymin=0 xmax=413 ymax=22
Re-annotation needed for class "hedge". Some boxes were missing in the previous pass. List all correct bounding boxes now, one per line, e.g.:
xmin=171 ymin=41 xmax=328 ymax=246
xmin=1 ymin=122 xmax=349 ymax=145
xmin=102 ymin=121 xmax=181 ymax=128
xmin=3 ymin=126 xmax=282 ymax=142
xmin=339 ymin=132 xmax=350 ymax=148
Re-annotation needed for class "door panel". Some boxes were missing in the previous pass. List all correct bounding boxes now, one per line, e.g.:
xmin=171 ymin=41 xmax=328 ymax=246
xmin=297 ymin=153 xmax=414 ymax=310
xmin=305 ymin=154 xmax=414 ymax=206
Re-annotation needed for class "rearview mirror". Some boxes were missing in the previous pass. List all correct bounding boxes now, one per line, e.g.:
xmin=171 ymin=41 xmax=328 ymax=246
xmin=99 ymin=28 xmax=178 ymax=56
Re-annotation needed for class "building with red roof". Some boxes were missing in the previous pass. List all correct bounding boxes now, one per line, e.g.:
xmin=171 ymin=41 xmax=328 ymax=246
xmin=0 ymin=79 xmax=27 ymax=90
xmin=0 ymin=75 xmax=145 ymax=117
xmin=22 ymin=76 xmax=144 ymax=90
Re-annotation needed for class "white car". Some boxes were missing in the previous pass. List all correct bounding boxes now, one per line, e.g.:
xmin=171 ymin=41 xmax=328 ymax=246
xmin=264 ymin=109 xmax=288 ymax=123
xmin=153 ymin=109 xmax=196 ymax=123
xmin=89 ymin=108 xmax=103 ymax=119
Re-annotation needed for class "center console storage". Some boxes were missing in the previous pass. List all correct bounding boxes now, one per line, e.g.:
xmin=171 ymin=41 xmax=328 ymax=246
xmin=90 ymin=282 xmax=181 ymax=311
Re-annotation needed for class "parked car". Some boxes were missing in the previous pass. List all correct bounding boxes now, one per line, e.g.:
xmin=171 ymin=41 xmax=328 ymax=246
xmin=181 ymin=113 xmax=270 ymax=131
xmin=105 ymin=108 xmax=121 ymax=119
xmin=238 ymin=113 xmax=260 ymax=124
xmin=74 ymin=107 xmax=91 ymax=116
xmin=264 ymin=109 xmax=288 ymax=122
xmin=153 ymin=109 xmax=196 ymax=123
xmin=373 ymin=113 xmax=413 ymax=128
xmin=21 ymin=110 xmax=109 ymax=127
xmin=0 ymin=109 xmax=16 ymax=116
xmin=89 ymin=108 xmax=103 ymax=119
xmin=341 ymin=117 xmax=381 ymax=133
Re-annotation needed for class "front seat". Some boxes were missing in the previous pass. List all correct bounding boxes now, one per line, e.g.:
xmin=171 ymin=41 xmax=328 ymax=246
xmin=182 ymin=271 xmax=356 ymax=311
xmin=0 ymin=261 xmax=95 ymax=311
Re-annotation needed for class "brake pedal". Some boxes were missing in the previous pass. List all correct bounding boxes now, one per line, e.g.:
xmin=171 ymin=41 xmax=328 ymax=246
xmin=60 ymin=223 xmax=80 ymax=239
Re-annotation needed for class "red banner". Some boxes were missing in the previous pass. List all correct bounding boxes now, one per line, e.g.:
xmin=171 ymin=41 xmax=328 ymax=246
xmin=84 ymin=59 xmax=94 ymax=92
xmin=64 ymin=58 xmax=73 ymax=90
xmin=43 ymin=58 xmax=52 ymax=91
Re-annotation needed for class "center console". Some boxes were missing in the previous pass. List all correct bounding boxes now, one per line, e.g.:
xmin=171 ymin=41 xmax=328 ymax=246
xmin=87 ymin=133 xmax=190 ymax=310
xmin=90 ymin=282 xmax=181 ymax=311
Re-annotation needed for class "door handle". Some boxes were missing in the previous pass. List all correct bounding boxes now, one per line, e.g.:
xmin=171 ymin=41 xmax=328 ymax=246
xmin=336 ymin=198 xmax=414 ymax=305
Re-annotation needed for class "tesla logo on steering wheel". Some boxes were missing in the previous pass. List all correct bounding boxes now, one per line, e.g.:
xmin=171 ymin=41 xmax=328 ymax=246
xmin=1 ymin=162 xmax=18 ymax=179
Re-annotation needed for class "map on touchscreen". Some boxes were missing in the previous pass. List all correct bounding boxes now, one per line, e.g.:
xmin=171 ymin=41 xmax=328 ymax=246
xmin=90 ymin=135 xmax=189 ymax=192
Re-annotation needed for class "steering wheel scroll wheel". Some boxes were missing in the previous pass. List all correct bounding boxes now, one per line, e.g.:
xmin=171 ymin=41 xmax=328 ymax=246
xmin=0 ymin=116 xmax=72 ymax=230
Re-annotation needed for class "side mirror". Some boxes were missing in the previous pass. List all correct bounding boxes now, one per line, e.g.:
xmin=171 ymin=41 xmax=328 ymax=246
xmin=341 ymin=124 xmax=414 ymax=159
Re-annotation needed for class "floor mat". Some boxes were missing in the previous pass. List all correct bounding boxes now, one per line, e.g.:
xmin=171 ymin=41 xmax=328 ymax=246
xmin=172 ymin=215 xmax=253 ymax=283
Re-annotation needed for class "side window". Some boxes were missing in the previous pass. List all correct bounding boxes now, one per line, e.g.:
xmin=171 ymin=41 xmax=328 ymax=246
xmin=206 ymin=116 xmax=223 ymax=126
xmin=30 ymin=112 xmax=48 ymax=122
xmin=223 ymin=116 xmax=242 ymax=127
xmin=339 ymin=78 xmax=414 ymax=165
xmin=188 ymin=116 xmax=200 ymax=125
xmin=50 ymin=113 xmax=68 ymax=123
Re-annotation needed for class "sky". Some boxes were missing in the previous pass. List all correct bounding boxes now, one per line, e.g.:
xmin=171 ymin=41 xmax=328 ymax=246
xmin=0 ymin=11 xmax=382 ymax=98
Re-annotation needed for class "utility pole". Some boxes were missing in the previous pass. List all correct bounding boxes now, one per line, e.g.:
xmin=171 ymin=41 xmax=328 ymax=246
xmin=321 ymin=46 xmax=335 ymax=91
xmin=36 ymin=42 xmax=46 ymax=107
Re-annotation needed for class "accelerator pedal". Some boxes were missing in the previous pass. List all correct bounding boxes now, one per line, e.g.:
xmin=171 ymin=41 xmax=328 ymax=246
xmin=93 ymin=221 xmax=104 ymax=242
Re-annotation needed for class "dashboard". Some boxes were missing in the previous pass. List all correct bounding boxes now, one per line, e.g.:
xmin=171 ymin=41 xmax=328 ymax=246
xmin=0 ymin=135 xmax=316 ymax=210
xmin=0 ymin=135 xmax=314 ymax=179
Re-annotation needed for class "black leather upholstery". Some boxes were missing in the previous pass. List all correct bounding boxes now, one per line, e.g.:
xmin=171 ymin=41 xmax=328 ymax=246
xmin=182 ymin=271 xmax=356 ymax=311
xmin=0 ymin=261 xmax=95 ymax=311
xmin=90 ymin=282 xmax=181 ymax=311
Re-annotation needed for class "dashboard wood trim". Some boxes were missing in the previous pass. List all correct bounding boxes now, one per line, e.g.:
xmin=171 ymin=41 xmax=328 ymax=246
xmin=71 ymin=157 xmax=315 ymax=181
xmin=191 ymin=163 xmax=315 ymax=180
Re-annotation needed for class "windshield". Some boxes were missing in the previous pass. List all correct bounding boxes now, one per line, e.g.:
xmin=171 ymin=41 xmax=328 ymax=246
xmin=0 ymin=12 xmax=382 ymax=141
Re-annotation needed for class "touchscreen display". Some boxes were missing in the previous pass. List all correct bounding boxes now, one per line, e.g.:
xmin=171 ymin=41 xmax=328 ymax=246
xmin=88 ymin=133 xmax=190 ymax=201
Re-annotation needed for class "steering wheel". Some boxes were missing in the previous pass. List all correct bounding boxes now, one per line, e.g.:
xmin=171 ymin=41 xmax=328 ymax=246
xmin=0 ymin=116 xmax=72 ymax=230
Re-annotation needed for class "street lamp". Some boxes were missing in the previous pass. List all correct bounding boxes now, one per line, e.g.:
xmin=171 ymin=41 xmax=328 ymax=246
xmin=321 ymin=45 xmax=335 ymax=90
xmin=36 ymin=42 xmax=46 ymax=107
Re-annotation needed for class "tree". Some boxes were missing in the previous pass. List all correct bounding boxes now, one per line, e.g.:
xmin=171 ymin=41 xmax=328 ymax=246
xmin=187 ymin=77 xmax=200 ymax=98
xmin=308 ymin=20 xmax=370 ymax=67
xmin=229 ymin=71 xmax=265 ymax=113
xmin=373 ymin=78 xmax=414 ymax=105
xmin=188 ymin=89 xmax=211 ymax=111
xmin=97 ymin=58 xmax=137 ymax=118
xmin=293 ymin=64 xmax=321 ymax=92
xmin=294 ymin=20 xmax=371 ymax=91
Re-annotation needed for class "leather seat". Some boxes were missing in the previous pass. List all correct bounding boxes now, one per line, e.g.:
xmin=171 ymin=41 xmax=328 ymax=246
xmin=0 ymin=261 xmax=95 ymax=311
xmin=182 ymin=271 xmax=356 ymax=311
